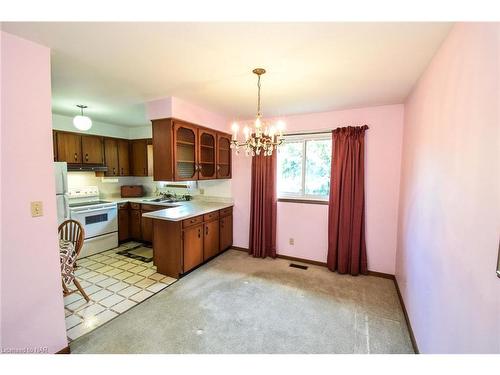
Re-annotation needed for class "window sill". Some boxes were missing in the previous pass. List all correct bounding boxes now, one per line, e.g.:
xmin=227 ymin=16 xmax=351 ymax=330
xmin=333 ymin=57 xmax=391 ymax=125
xmin=277 ymin=198 xmax=329 ymax=205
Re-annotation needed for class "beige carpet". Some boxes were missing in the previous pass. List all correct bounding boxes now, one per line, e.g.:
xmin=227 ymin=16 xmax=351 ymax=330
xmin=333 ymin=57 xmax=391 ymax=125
xmin=70 ymin=250 xmax=414 ymax=353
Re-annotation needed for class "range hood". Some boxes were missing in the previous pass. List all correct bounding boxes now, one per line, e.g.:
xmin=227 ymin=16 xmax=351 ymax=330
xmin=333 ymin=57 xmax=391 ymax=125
xmin=67 ymin=163 xmax=108 ymax=172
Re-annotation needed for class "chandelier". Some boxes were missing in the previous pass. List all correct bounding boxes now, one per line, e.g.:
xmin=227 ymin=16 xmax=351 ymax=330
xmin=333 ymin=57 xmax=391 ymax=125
xmin=230 ymin=68 xmax=285 ymax=157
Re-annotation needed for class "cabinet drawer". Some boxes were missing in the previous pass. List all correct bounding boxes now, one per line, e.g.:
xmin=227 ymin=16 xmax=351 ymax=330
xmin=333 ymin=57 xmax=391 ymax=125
xmin=182 ymin=215 xmax=203 ymax=228
xmin=118 ymin=202 xmax=129 ymax=210
xmin=203 ymin=210 xmax=220 ymax=222
xmin=130 ymin=202 xmax=141 ymax=210
xmin=141 ymin=204 xmax=161 ymax=211
xmin=219 ymin=206 xmax=233 ymax=217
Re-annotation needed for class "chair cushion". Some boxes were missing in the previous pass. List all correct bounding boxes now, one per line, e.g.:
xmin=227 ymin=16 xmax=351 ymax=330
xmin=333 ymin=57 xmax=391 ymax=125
xmin=60 ymin=239 xmax=77 ymax=284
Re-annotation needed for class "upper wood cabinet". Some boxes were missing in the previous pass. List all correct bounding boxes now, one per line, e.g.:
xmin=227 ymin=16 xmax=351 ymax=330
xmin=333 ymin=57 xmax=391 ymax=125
xmin=152 ymin=118 xmax=232 ymax=181
xmin=174 ymin=122 xmax=198 ymax=181
xmin=130 ymin=139 xmax=151 ymax=177
xmin=104 ymin=138 xmax=119 ymax=176
xmin=81 ymin=135 xmax=104 ymax=164
xmin=198 ymin=128 xmax=217 ymax=180
xmin=53 ymin=130 xmax=152 ymax=177
xmin=56 ymin=132 xmax=82 ymax=163
xmin=216 ymin=133 xmax=232 ymax=179
xmin=117 ymin=139 xmax=130 ymax=176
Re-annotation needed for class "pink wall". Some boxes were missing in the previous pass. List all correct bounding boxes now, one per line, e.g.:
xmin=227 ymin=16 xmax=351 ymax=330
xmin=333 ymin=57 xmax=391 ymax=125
xmin=396 ymin=23 xmax=500 ymax=353
xmin=146 ymin=96 xmax=228 ymax=132
xmin=232 ymin=104 xmax=404 ymax=274
xmin=0 ymin=32 xmax=68 ymax=353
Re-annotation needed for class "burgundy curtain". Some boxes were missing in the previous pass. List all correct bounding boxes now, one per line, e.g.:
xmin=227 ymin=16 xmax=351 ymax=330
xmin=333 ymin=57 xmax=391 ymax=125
xmin=327 ymin=125 xmax=369 ymax=275
xmin=249 ymin=153 xmax=277 ymax=258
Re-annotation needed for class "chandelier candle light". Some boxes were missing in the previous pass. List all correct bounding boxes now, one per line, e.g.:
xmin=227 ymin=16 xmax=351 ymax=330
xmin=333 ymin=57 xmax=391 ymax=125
xmin=230 ymin=68 xmax=285 ymax=157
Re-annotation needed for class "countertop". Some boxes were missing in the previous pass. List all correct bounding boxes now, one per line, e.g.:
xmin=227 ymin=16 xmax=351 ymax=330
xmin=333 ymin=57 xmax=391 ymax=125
xmin=105 ymin=196 xmax=233 ymax=222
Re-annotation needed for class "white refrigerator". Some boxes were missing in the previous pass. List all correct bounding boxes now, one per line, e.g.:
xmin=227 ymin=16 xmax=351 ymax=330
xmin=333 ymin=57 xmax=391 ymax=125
xmin=54 ymin=162 xmax=69 ymax=225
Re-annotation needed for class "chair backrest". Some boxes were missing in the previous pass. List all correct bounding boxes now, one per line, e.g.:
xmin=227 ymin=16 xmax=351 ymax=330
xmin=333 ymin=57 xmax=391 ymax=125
xmin=58 ymin=219 xmax=85 ymax=257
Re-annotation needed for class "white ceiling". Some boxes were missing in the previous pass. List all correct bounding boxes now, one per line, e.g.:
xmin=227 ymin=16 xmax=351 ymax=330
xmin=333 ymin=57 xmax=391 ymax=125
xmin=2 ymin=22 xmax=452 ymax=127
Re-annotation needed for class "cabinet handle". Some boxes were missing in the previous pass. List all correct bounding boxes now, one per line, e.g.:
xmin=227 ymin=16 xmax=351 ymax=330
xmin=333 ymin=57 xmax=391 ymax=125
xmin=198 ymin=228 xmax=201 ymax=238
xmin=74 ymin=153 xmax=78 ymax=161
xmin=85 ymin=153 xmax=89 ymax=162
xmin=113 ymin=167 xmax=116 ymax=175
xmin=205 ymin=226 xmax=208 ymax=235
xmin=217 ymin=165 xmax=221 ymax=171
xmin=121 ymin=167 xmax=123 ymax=175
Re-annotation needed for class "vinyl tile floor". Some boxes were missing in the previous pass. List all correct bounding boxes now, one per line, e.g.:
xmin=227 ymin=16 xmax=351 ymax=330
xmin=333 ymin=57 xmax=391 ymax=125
xmin=70 ymin=250 xmax=415 ymax=353
xmin=63 ymin=242 xmax=177 ymax=342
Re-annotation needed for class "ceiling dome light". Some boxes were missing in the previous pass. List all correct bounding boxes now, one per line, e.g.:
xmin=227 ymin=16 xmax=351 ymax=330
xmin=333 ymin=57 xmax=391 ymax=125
xmin=73 ymin=105 xmax=92 ymax=131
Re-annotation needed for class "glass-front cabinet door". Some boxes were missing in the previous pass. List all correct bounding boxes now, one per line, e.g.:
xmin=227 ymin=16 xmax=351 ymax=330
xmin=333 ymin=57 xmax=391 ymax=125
xmin=173 ymin=122 xmax=198 ymax=181
xmin=198 ymin=129 xmax=216 ymax=180
xmin=216 ymin=133 xmax=232 ymax=179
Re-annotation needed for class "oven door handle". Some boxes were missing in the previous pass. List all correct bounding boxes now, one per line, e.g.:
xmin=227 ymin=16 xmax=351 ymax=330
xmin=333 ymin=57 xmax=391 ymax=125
xmin=71 ymin=206 xmax=116 ymax=214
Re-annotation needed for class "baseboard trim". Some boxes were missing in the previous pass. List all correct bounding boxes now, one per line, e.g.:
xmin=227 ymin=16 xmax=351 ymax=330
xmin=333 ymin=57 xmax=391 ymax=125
xmin=56 ymin=346 xmax=71 ymax=354
xmin=276 ymin=254 xmax=327 ymax=267
xmin=229 ymin=246 xmax=419 ymax=353
xmin=393 ymin=277 xmax=420 ymax=354
xmin=367 ymin=270 xmax=395 ymax=280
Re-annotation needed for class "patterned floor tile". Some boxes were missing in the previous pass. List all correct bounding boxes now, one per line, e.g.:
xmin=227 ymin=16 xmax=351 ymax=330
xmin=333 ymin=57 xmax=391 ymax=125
xmin=90 ymin=289 xmax=113 ymax=302
xmin=111 ymin=299 xmax=137 ymax=314
xmin=65 ymin=314 xmax=83 ymax=329
xmin=100 ymin=294 xmax=125 ymax=308
xmin=106 ymin=281 xmax=130 ymax=293
xmin=64 ymin=241 xmax=178 ymax=342
xmin=96 ymin=277 xmax=119 ymax=288
xmin=130 ymin=290 xmax=154 ymax=303
xmin=77 ymin=302 xmax=106 ymax=318
xmin=123 ymin=274 xmax=144 ymax=284
xmin=146 ymin=282 xmax=169 ymax=294
xmin=118 ymin=285 xmax=142 ymax=298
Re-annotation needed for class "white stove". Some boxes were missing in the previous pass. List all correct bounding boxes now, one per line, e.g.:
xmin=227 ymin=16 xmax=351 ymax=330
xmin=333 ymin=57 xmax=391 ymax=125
xmin=68 ymin=186 xmax=118 ymax=258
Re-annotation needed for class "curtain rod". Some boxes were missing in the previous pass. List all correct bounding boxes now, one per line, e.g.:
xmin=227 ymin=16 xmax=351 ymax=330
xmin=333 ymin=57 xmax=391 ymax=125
xmin=284 ymin=125 xmax=369 ymax=137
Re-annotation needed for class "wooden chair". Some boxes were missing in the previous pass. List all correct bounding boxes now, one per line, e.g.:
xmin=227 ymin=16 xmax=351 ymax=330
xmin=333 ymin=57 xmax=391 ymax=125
xmin=59 ymin=219 xmax=90 ymax=302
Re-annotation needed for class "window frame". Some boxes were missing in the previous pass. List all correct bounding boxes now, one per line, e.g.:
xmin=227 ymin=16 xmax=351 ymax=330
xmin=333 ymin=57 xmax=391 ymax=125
xmin=277 ymin=132 xmax=332 ymax=203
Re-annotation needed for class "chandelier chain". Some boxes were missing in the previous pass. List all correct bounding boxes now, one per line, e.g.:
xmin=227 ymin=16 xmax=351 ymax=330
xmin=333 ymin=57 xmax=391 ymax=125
xmin=257 ymin=74 xmax=261 ymax=117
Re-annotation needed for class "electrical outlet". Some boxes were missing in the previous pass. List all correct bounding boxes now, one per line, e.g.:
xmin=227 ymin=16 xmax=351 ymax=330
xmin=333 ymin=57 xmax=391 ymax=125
xmin=199 ymin=188 xmax=205 ymax=195
xmin=289 ymin=238 xmax=294 ymax=245
xmin=31 ymin=201 xmax=43 ymax=217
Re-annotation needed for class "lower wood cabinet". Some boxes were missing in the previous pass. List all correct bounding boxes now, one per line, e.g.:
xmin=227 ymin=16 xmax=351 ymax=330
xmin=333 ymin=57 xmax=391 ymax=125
xmin=203 ymin=219 xmax=219 ymax=260
xmin=118 ymin=203 xmax=130 ymax=242
xmin=141 ymin=204 xmax=162 ymax=243
xmin=130 ymin=207 xmax=142 ymax=240
xmin=219 ymin=213 xmax=233 ymax=252
xmin=183 ymin=224 xmax=204 ymax=272
xmin=152 ymin=207 xmax=233 ymax=278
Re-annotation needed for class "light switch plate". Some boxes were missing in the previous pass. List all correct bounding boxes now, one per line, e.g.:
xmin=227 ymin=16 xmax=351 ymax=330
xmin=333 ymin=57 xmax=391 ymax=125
xmin=289 ymin=238 xmax=294 ymax=245
xmin=31 ymin=201 xmax=43 ymax=217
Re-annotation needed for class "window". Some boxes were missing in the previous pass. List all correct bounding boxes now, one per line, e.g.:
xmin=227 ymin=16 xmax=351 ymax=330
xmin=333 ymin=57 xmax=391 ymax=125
xmin=277 ymin=132 xmax=332 ymax=201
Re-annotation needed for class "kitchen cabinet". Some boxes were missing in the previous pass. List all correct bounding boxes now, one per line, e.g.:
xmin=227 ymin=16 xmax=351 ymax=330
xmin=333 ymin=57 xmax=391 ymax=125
xmin=130 ymin=139 xmax=151 ymax=177
xmin=216 ymin=133 xmax=232 ymax=179
xmin=140 ymin=204 xmax=162 ymax=243
xmin=173 ymin=122 xmax=198 ymax=181
xmin=56 ymin=132 xmax=82 ymax=163
xmin=152 ymin=207 xmax=233 ymax=278
xmin=81 ymin=135 xmax=104 ymax=164
xmin=183 ymin=224 xmax=204 ymax=272
xmin=152 ymin=118 xmax=232 ymax=182
xmin=118 ymin=202 xmax=130 ymax=243
xmin=117 ymin=139 xmax=130 ymax=176
xmin=198 ymin=128 xmax=217 ymax=180
xmin=104 ymin=138 xmax=119 ymax=176
xmin=219 ymin=207 xmax=233 ymax=252
xmin=203 ymin=218 xmax=219 ymax=260
xmin=130 ymin=204 xmax=142 ymax=240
